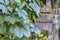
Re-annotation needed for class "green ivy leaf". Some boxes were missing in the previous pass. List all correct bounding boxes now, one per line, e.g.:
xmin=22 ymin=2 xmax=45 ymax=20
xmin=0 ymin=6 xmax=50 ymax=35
xmin=5 ymin=16 xmax=16 ymax=24
xmin=0 ymin=16 xmax=4 ymax=24
xmin=10 ymin=25 xmax=15 ymax=33
xmin=0 ymin=24 xmax=6 ymax=34
xmin=4 ymin=0 xmax=9 ymax=5
xmin=5 ymin=16 xmax=11 ymax=21
xmin=34 ymin=28 xmax=40 ymax=34
xmin=9 ymin=0 xmax=15 ymax=5
xmin=10 ymin=17 xmax=16 ymax=24
xmin=18 ymin=10 xmax=28 ymax=19
xmin=29 ymin=23 xmax=35 ymax=28
xmin=24 ymin=25 xmax=30 ymax=32
xmin=0 ymin=0 xmax=4 ymax=4
xmin=23 ymin=30 xmax=30 ymax=38
xmin=57 ymin=22 xmax=60 ymax=30
xmin=15 ymin=0 xmax=21 ymax=3
xmin=14 ymin=26 xmax=23 ymax=38
xmin=7 ymin=6 xmax=13 ymax=12
xmin=36 ymin=0 xmax=40 ymax=6
xmin=0 ymin=4 xmax=8 ymax=14
xmin=24 ymin=19 xmax=30 ymax=24
xmin=29 ymin=0 xmax=40 ymax=16
xmin=18 ymin=1 xmax=26 ymax=9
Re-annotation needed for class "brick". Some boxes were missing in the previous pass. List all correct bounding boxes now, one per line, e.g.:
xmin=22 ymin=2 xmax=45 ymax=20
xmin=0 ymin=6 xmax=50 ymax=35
xmin=35 ymin=23 xmax=53 ymax=32
xmin=39 ymin=14 xmax=53 ymax=22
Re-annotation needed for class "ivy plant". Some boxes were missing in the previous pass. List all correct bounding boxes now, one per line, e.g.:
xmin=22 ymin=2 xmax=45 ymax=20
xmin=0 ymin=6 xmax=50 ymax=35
xmin=0 ymin=0 xmax=41 ymax=40
xmin=56 ymin=0 xmax=60 ymax=7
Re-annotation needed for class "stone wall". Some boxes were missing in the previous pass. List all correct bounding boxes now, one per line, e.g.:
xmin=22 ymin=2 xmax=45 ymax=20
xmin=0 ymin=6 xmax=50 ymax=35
xmin=35 ymin=0 xmax=59 ymax=40
xmin=35 ymin=8 xmax=59 ymax=40
xmin=35 ymin=11 xmax=54 ymax=40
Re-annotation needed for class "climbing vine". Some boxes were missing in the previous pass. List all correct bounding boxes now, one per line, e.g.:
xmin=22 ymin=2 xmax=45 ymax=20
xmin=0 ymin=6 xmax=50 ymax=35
xmin=0 ymin=0 xmax=44 ymax=40
xmin=56 ymin=0 xmax=60 ymax=6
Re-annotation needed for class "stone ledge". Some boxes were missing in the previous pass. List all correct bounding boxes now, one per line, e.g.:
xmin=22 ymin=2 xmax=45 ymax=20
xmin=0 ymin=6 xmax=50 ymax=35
xmin=35 ymin=23 xmax=53 ymax=32
xmin=39 ymin=14 xmax=53 ymax=23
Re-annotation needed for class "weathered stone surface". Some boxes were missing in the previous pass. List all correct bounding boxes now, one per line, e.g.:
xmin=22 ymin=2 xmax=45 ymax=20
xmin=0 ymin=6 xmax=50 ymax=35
xmin=40 ymin=7 xmax=52 ymax=13
xmin=57 ymin=8 xmax=60 ymax=15
xmin=35 ymin=23 xmax=53 ymax=32
xmin=35 ymin=23 xmax=54 ymax=40
xmin=39 ymin=14 xmax=53 ymax=22
xmin=54 ymin=30 xmax=59 ymax=40
xmin=41 ymin=11 xmax=51 ymax=14
xmin=57 ymin=16 xmax=60 ymax=21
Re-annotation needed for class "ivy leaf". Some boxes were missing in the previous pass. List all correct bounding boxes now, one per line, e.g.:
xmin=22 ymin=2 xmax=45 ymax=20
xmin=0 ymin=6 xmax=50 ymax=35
xmin=15 ymin=8 xmax=19 ymax=12
xmin=18 ymin=1 xmax=26 ymax=9
xmin=0 ymin=28 xmax=2 ymax=34
xmin=29 ymin=23 xmax=35 ymax=28
xmin=24 ymin=25 xmax=30 ymax=32
xmin=0 ymin=4 xmax=8 ymax=14
xmin=30 ymin=28 xmax=34 ymax=32
xmin=10 ymin=25 xmax=15 ymax=33
xmin=15 ymin=8 xmax=28 ymax=19
xmin=5 ymin=16 xmax=11 ymax=21
xmin=24 ymin=19 xmax=30 ymax=24
xmin=54 ymin=20 xmax=58 ymax=24
xmin=29 ymin=0 xmax=31 ymax=2
xmin=14 ymin=26 xmax=23 ymax=38
xmin=9 ymin=0 xmax=15 ymax=5
xmin=29 ymin=1 xmax=40 ymax=16
xmin=7 ymin=6 xmax=13 ymax=12
xmin=4 ymin=0 xmax=9 ymax=5
xmin=15 ymin=0 xmax=21 ymax=3
xmin=0 ymin=0 xmax=4 ymax=4
xmin=5 ymin=16 xmax=16 ymax=24
xmin=26 ymin=4 xmax=32 ymax=11
xmin=1 ymin=25 xmax=6 ymax=34
xmin=20 ymin=28 xmax=30 ymax=38
xmin=0 ymin=16 xmax=4 ymax=24
xmin=23 ymin=30 xmax=30 ymax=38
xmin=18 ymin=10 xmax=28 ymax=19
xmin=34 ymin=28 xmax=40 ymax=34
xmin=10 ymin=17 xmax=16 ymax=24
xmin=0 ymin=24 xmax=6 ymax=34
xmin=31 ymin=28 xmax=40 ymax=34
xmin=36 ymin=0 xmax=40 ymax=6
xmin=57 ymin=22 xmax=60 ymax=30
xmin=16 ymin=18 xmax=20 ymax=22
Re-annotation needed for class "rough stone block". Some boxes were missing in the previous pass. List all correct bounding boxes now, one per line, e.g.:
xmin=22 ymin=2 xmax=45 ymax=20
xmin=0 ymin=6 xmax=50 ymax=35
xmin=57 ymin=8 xmax=60 ymax=15
xmin=35 ymin=23 xmax=53 ymax=32
xmin=39 ymin=14 xmax=53 ymax=22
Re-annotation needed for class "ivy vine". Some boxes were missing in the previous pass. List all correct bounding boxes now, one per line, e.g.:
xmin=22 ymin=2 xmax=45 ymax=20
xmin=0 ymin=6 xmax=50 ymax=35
xmin=0 ymin=0 xmax=42 ymax=40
